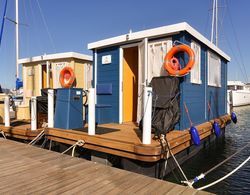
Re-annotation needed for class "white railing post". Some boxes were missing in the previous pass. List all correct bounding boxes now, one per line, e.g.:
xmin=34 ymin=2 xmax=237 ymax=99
xmin=4 ymin=96 xmax=10 ymax=127
xmin=48 ymin=89 xmax=54 ymax=128
xmin=88 ymin=88 xmax=95 ymax=135
xmin=31 ymin=96 xmax=37 ymax=130
xmin=143 ymin=87 xmax=152 ymax=144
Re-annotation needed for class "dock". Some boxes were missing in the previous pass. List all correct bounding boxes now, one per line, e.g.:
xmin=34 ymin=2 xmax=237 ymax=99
xmin=0 ymin=138 xmax=212 ymax=194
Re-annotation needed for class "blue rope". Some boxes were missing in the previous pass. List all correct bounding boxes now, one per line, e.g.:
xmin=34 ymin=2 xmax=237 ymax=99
xmin=0 ymin=0 xmax=8 ymax=47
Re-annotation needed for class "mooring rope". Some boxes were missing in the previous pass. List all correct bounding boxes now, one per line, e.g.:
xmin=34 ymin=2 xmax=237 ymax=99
xmin=160 ymin=135 xmax=193 ymax=187
xmin=61 ymin=140 xmax=85 ymax=157
xmin=0 ymin=130 xmax=6 ymax=139
xmin=28 ymin=130 xmax=45 ymax=145
xmin=197 ymin=155 xmax=250 ymax=191
xmin=184 ymin=142 xmax=250 ymax=186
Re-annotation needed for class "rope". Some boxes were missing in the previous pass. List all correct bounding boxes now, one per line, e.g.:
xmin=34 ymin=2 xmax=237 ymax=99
xmin=61 ymin=140 xmax=85 ymax=157
xmin=0 ymin=130 xmax=6 ymax=139
xmin=160 ymin=135 xmax=192 ymax=187
xmin=184 ymin=102 xmax=193 ymax=127
xmin=197 ymin=155 xmax=250 ymax=191
xmin=28 ymin=130 xmax=45 ymax=145
xmin=187 ymin=142 xmax=250 ymax=186
xmin=207 ymin=102 xmax=214 ymax=119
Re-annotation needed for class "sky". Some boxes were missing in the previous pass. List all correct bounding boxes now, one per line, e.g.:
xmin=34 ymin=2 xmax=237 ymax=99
xmin=0 ymin=0 xmax=250 ymax=88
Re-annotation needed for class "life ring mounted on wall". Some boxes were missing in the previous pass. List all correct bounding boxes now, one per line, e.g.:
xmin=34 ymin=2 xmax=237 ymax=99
xmin=59 ymin=67 xmax=76 ymax=88
xmin=164 ymin=44 xmax=195 ymax=76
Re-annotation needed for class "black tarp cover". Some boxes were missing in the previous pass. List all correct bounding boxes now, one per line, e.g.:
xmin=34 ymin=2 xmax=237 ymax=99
xmin=150 ymin=76 xmax=180 ymax=137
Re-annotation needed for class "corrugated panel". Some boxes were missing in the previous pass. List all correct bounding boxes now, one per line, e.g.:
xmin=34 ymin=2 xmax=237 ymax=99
xmin=96 ymin=47 xmax=120 ymax=124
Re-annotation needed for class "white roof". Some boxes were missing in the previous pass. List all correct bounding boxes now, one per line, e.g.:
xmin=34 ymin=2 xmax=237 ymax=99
xmin=88 ymin=22 xmax=230 ymax=61
xmin=18 ymin=52 xmax=92 ymax=64
xmin=228 ymin=81 xmax=245 ymax=86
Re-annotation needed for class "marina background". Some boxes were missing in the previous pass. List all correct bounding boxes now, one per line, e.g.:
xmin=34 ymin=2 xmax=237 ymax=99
xmin=0 ymin=0 xmax=250 ymax=88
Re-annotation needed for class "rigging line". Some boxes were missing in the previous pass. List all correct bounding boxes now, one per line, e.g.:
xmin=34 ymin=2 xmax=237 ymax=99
xmin=28 ymin=0 xmax=43 ymax=54
xmin=0 ymin=0 xmax=8 ymax=47
xmin=222 ymin=26 xmax=247 ymax=82
xmin=35 ymin=0 xmax=56 ymax=53
xmin=226 ymin=0 xmax=249 ymax=82
xmin=22 ymin=0 xmax=30 ymax=56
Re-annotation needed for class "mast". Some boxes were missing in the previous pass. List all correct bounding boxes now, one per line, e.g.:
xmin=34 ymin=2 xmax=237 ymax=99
xmin=211 ymin=0 xmax=218 ymax=46
xmin=16 ymin=0 xmax=19 ymax=78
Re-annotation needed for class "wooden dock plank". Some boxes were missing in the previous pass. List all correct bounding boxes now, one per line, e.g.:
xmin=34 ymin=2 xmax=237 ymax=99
xmin=0 ymin=138 xmax=211 ymax=194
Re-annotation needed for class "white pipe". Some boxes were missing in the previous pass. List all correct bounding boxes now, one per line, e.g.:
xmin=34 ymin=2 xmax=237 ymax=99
xmin=4 ymin=96 xmax=10 ymax=127
xmin=143 ymin=87 xmax=152 ymax=144
xmin=31 ymin=96 xmax=37 ymax=130
xmin=48 ymin=89 xmax=54 ymax=128
xmin=16 ymin=0 xmax=19 ymax=78
xmin=46 ymin=61 xmax=50 ymax=88
xmin=215 ymin=0 xmax=218 ymax=46
xmin=211 ymin=0 xmax=215 ymax=43
xmin=88 ymin=88 xmax=95 ymax=135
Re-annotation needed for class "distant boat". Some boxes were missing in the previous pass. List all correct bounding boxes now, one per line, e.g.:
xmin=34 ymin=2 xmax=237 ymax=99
xmin=227 ymin=81 xmax=250 ymax=106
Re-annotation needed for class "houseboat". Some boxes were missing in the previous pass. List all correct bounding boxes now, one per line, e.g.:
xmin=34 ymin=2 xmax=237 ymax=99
xmin=0 ymin=22 xmax=231 ymax=179
xmin=14 ymin=52 xmax=92 ymax=122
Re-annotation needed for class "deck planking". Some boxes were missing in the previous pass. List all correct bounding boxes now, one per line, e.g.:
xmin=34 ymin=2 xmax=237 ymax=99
xmin=0 ymin=114 xmax=231 ymax=162
xmin=0 ymin=139 xmax=213 ymax=194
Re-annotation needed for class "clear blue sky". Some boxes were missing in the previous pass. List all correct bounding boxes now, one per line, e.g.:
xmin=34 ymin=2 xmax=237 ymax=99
xmin=0 ymin=0 xmax=249 ymax=88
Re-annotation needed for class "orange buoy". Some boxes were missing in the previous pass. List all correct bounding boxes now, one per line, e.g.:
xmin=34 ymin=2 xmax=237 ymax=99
xmin=59 ymin=67 xmax=75 ymax=88
xmin=164 ymin=44 xmax=195 ymax=76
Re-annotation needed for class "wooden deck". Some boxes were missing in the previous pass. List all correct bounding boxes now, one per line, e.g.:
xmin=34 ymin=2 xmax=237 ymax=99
xmin=0 ymin=138 xmax=212 ymax=194
xmin=0 ymin=115 xmax=231 ymax=162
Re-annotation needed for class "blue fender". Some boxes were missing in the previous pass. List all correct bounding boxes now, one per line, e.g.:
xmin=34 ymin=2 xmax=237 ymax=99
xmin=231 ymin=112 xmax=237 ymax=124
xmin=190 ymin=126 xmax=200 ymax=146
xmin=213 ymin=121 xmax=221 ymax=137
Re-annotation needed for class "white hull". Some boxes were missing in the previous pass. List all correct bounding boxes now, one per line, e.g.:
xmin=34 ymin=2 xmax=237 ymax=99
xmin=228 ymin=90 xmax=250 ymax=106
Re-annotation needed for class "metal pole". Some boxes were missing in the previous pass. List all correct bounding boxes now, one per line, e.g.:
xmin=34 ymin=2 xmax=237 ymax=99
xmin=142 ymin=87 xmax=152 ymax=144
xmin=215 ymin=0 xmax=218 ymax=46
xmin=16 ymin=0 xmax=19 ymax=78
xmin=88 ymin=88 xmax=95 ymax=135
xmin=4 ymin=96 xmax=10 ymax=127
xmin=48 ymin=89 xmax=54 ymax=128
xmin=31 ymin=97 xmax=37 ymax=130
xmin=211 ymin=0 xmax=215 ymax=43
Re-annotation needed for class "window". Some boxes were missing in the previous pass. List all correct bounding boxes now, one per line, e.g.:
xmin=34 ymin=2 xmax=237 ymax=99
xmin=190 ymin=41 xmax=201 ymax=84
xmin=208 ymin=51 xmax=221 ymax=87
xmin=148 ymin=38 xmax=172 ymax=82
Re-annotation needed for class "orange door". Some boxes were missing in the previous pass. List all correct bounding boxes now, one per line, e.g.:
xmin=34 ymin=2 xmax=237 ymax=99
xmin=123 ymin=47 xmax=138 ymax=122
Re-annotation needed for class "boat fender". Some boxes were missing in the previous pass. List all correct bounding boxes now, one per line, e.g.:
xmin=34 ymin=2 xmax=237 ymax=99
xmin=231 ymin=112 xmax=237 ymax=124
xmin=164 ymin=44 xmax=195 ymax=76
xmin=213 ymin=121 xmax=221 ymax=137
xmin=59 ymin=67 xmax=76 ymax=88
xmin=190 ymin=126 xmax=200 ymax=146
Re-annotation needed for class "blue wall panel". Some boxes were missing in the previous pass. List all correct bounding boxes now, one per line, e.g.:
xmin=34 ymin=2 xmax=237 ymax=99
xmin=96 ymin=46 xmax=120 ymax=124
xmin=173 ymin=32 xmax=227 ymax=130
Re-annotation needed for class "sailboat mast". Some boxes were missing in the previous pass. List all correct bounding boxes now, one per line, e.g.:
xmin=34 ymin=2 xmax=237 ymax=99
xmin=211 ymin=0 xmax=218 ymax=46
xmin=16 ymin=0 xmax=19 ymax=78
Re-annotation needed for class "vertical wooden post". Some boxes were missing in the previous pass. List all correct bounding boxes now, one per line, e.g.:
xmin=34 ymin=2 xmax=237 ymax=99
xmin=88 ymin=88 xmax=95 ymax=135
xmin=48 ymin=89 xmax=54 ymax=128
xmin=143 ymin=87 xmax=152 ymax=144
xmin=31 ymin=97 xmax=37 ymax=130
xmin=4 ymin=96 xmax=10 ymax=127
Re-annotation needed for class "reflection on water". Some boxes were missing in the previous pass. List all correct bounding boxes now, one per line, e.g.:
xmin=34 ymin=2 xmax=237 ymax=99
xmin=165 ymin=106 xmax=250 ymax=194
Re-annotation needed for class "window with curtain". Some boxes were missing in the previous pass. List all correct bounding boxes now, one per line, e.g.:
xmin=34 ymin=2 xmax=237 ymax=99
xmin=148 ymin=38 xmax=172 ymax=82
xmin=208 ymin=51 xmax=221 ymax=87
xmin=190 ymin=41 xmax=201 ymax=84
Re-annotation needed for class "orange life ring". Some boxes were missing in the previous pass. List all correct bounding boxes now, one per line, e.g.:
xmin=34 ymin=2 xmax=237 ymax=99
xmin=164 ymin=44 xmax=195 ymax=76
xmin=59 ymin=67 xmax=75 ymax=88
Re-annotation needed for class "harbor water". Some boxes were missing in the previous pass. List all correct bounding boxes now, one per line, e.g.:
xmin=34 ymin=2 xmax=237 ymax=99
xmin=165 ymin=106 xmax=250 ymax=194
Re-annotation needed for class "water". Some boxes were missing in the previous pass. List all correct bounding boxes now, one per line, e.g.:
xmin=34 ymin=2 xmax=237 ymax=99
xmin=165 ymin=106 xmax=250 ymax=194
